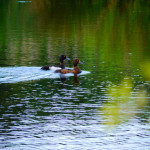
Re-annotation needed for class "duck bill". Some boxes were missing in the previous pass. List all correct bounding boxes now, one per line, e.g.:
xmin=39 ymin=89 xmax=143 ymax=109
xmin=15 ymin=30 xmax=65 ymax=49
xmin=79 ymin=60 xmax=84 ymax=64
xmin=66 ymin=57 xmax=70 ymax=60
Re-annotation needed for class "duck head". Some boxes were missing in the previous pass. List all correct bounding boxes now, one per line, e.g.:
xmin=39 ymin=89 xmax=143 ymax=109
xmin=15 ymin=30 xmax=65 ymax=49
xmin=59 ymin=55 xmax=70 ymax=63
xmin=73 ymin=59 xmax=84 ymax=67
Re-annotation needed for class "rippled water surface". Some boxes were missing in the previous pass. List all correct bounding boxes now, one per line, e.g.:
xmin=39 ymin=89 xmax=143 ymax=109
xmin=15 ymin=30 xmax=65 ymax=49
xmin=0 ymin=0 xmax=150 ymax=150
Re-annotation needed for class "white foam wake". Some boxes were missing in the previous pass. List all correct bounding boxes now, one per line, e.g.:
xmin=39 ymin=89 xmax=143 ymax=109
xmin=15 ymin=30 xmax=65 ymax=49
xmin=0 ymin=67 xmax=90 ymax=83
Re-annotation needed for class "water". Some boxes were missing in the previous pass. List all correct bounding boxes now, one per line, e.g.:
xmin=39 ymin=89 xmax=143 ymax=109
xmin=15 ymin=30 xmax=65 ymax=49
xmin=0 ymin=67 xmax=90 ymax=83
xmin=0 ymin=0 xmax=150 ymax=149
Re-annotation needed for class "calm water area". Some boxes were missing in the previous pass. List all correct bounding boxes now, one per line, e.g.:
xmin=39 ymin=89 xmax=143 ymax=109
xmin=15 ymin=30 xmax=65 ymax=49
xmin=0 ymin=0 xmax=150 ymax=149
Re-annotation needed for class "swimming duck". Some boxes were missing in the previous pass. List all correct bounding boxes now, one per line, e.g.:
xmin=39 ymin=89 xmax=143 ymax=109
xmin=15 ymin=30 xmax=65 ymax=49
xmin=41 ymin=55 xmax=70 ymax=70
xmin=56 ymin=59 xmax=83 ymax=74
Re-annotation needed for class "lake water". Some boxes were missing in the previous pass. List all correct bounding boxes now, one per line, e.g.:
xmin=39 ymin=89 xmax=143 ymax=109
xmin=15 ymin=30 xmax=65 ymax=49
xmin=0 ymin=0 xmax=150 ymax=149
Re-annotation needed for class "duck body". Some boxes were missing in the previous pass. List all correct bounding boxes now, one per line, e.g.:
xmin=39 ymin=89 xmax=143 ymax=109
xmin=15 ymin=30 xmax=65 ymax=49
xmin=41 ymin=55 xmax=70 ymax=70
xmin=56 ymin=59 xmax=83 ymax=74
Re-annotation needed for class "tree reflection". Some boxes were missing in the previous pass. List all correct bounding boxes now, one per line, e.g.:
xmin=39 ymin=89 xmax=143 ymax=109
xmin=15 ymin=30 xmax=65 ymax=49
xmin=100 ymin=77 xmax=147 ymax=128
xmin=1 ymin=0 xmax=150 ymax=68
xmin=141 ymin=61 xmax=150 ymax=81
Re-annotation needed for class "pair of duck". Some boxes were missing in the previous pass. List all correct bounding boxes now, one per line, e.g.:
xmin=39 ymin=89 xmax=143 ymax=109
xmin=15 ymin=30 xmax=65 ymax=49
xmin=41 ymin=55 xmax=83 ymax=74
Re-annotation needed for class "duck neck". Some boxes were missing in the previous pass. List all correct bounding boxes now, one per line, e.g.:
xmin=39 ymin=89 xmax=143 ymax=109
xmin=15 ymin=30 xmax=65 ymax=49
xmin=73 ymin=62 xmax=78 ymax=67
xmin=74 ymin=64 xmax=78 ymax=68
xmin=60 ymin=62 xmax=64 ymax=69
xmin=60 ymin=59 xmax=63 ymax=64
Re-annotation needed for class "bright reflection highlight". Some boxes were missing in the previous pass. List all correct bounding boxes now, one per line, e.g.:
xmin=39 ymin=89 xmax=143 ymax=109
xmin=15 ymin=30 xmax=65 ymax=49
xmin=101 ymin=77 xmax=147 ymax=128
xmin=141 ymin=61 xmax=150 ymax=81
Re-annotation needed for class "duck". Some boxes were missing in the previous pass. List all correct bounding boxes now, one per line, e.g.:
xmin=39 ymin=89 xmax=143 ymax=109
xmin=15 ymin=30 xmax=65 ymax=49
xmin=56 ymin=59 xmax=83 ymax=74
xmin=41 ymin=55 xmax=70 ymax=70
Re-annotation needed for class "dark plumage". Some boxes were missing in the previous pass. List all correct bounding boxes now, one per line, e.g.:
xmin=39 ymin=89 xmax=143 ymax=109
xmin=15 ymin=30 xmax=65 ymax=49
xmin=41 ymin=55 xmax=70 ymax=70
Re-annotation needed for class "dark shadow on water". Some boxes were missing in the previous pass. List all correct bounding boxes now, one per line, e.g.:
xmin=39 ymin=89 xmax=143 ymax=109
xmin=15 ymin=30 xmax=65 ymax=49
xmin=59 ymin=73 xmax=80 ymax=84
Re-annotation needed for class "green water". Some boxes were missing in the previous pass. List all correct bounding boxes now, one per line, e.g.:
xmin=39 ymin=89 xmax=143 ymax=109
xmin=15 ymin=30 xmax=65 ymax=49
xmin=0 ymin=0 xmax=150 ymax=149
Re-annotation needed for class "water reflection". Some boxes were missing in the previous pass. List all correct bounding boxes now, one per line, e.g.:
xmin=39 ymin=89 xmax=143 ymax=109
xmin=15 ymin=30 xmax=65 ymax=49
xmin=73 ymin=76 xmax=80 ymax=84
xmin=141 ymin=61 xmax=150 ymax=81
xmin=59 ymin=73 xmax=80 ymax=84
xmin=101 ymin=77 xmax=148 ymax=128
xmin=0 ymin=0 xmax=150 ymax=149
xmin=0 ymin=0 xmax=150 ymax=69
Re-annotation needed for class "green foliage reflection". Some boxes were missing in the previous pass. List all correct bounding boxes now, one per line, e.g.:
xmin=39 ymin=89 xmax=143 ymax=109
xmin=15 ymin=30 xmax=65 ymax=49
xmin=101 ymin=77 xmax=147 ymax=128
xmin=141 ymin=61 xmax=150 ymax=81
xmin=0 ymin=0 xmax=150 ymax=67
